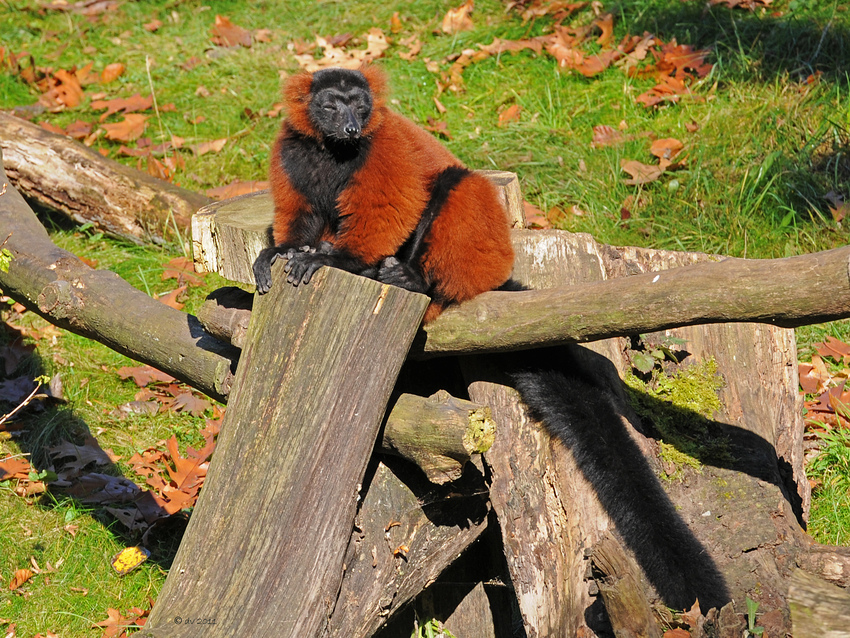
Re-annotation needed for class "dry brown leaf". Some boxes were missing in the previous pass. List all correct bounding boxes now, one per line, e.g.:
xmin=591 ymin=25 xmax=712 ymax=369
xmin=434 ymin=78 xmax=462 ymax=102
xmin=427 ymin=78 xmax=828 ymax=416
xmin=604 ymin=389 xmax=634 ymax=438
xmin=709 ymin=0 xmax=772 ymax=9
xmin=144 ymin=155 xmax=171 ymax=181
xmin=390 ymin=11 xmax=403 ymax=34
xmin=162 ymin=256 xmax=205 ymax=287
xmin=593 ymin=13 xmax=614 ymax=46
xmin=143 ymin=19 xmax=162 ymax=32
xmin=206 ymin=179 xmax=270 ymax=200
xmin=498 ymin=104 xmax=522 ymax=127
xmin=424 ymin=117 xmax=451 ymax=139
xmin=254 ymin=28 xmax=273 ymax=43
xmin=211 ymin=14 xmax=252 ymax=48
xmin=9 ymin=568 xmax=33 ymax=591
xmin=590 ymin=124 xmax=624 ymax=147
xmin=66 ymin=120 xmax=93 ymax=139
xmin=681 ymin=599 xmax=703 ymax=628
xmin=0 ymin=456 xmax=32 ymax=480
xmin=523 ymin=201 xmax=550 ymax=229
xmin=100 ymin=62 xmax=125 ymax=83
xmin=518 ymin=0 xmax=588 ymax=21
xmin=442 ymin=0 xmax=474 ymax=34
xmin=621 ymin=159 xmax=664 ymax=185
xmin=92 ymin=607 xmax=129 ymax=638
xmin=117 ymin=365 xmax=175 ymax=387
xmin=191 ymin=138 xmax=227 ymax=156
xmin=398 ymin=35 xmax=422 ymax=61
xmin=90 ymin=93 xmax=153 ymax=121
xmin=650 ymin=137 xmax=684 ymax=169
xmin=102 ymin=113 xmax=148 ymax=142
xmin=38 ymin=69 xmax=84 ymax=110
xmin=157 ymin=285 xmax=187 ymax=310
xmin=40 ymin=121 xmax=66 ymax=135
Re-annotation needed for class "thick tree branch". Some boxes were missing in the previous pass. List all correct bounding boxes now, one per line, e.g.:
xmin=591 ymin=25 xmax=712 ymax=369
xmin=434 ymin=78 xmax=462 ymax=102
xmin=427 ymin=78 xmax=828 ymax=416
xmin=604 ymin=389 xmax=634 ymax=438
xmin=0 ymin=112 xmax=210 ymax=245
xmin=0 ymin=149 xmax=237 ymax=401
xmin=413 ymin=245 xmax=850 ymax=358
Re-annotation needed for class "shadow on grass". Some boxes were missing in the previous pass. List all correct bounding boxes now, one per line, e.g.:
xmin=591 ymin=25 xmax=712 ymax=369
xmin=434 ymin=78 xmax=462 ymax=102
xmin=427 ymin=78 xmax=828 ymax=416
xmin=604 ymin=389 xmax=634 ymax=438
xmin=0 ymin=325 xmax=184 ymax=571
xmin=625 ymin=1 xmax=849 ymax=84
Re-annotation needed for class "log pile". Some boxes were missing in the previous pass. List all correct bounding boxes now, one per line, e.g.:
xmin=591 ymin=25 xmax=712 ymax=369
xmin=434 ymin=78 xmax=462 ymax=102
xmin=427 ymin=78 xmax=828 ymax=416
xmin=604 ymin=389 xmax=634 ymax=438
xmin=2 ymin=147 xmax=850 ymax=637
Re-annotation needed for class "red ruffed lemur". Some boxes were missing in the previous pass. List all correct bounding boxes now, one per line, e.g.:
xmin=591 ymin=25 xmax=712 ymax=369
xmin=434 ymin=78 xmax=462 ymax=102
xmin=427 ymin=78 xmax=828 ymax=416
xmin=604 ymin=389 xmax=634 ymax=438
xmin=252 ymin=65 xmax=514 ymax=322
xmin=252 ymin=65 xmax=732 ymax=613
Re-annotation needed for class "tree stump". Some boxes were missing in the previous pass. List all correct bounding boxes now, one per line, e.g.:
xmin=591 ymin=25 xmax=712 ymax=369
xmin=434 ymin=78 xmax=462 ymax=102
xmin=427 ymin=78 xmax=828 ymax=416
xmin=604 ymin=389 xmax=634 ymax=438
xmin=140 ymin=264 xmax=428 ymax=636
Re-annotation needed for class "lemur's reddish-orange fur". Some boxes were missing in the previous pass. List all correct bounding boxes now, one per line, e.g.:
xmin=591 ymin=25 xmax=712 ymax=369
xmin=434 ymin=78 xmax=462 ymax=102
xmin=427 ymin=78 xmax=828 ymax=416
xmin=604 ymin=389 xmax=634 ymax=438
xmin=269 ymin=65 xmax=514 ymax=322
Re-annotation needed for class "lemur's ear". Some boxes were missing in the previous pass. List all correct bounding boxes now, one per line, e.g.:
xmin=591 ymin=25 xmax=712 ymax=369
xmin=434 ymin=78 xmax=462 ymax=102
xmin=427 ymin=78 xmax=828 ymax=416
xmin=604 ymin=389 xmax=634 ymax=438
xmin=283 ymin=71 xmax=318 ymax=137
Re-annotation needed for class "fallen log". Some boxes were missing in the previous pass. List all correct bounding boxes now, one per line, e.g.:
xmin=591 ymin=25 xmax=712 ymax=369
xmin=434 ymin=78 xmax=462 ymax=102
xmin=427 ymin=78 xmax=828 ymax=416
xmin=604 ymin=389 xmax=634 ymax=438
xmin=0 ymin=112 xmax=210 ymax=245
xmin=383 ymin=390 xmax=496 ymax=484
xmin=0 ymin=149 xmax=236 ymax=402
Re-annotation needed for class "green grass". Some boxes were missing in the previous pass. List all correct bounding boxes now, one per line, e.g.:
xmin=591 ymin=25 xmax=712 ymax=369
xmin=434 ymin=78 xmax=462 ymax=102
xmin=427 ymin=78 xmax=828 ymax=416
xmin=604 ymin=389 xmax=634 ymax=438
xmin=2 ymin=0 xmax=850 ymax=634
xmin=807 ymin=427 xmax=850 ymax=544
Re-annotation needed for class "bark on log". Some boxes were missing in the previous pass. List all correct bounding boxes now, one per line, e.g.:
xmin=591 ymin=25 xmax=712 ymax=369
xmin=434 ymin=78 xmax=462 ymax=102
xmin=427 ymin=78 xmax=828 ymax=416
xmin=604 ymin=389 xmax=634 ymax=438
xmin=0 ymin=112 xmax=210 ymax=245
xmin=196 ymin=286 xmax=253 ymax=349
xmin=383 ymin=390 xmax=496 ymax=484
xmin=141 ymin=264 xmax=429 ymax=637
xmin=326 ymin=458 xmax=491 ymax=638
xmin=591 ymin=536 xmax=663 ymax=638
xmin=0 ymin=149 xmax=236 ymax=402
xmin=789 ymin=568 xmax=850 ymax=638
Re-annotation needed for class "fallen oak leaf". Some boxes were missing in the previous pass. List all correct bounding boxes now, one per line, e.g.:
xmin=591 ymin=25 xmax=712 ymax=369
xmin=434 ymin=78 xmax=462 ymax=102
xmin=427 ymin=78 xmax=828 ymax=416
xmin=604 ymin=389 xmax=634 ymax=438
xmin=157 ymin=285 xmax=187 ymax=310
xmin=798 ymin=363 xmax=824 ymax=395
xmin=390 ymin=11 xmax=403 ymax=34
xmin=0 ymin=456 xmax=33 ymax=480
xmin=621 ymin=159 xmax=664 ymax=185
xmin=523 ymin=201 xmax=551 ymax=229
xmin=117 ymin=365 xmax=175 ymax=387
xmin=167 ymin=391 xmax=212 ymax=417
xmin=161 ymin=256 xmax=205 ymax=287
xmin=424 ymin=117 xmax=451 ymax=139
xmin=90 ymin=93 xmax=153 ymax=122
xmin=102 ymin=113 xmax=148 ymax=142
xmin=39 ymin=121 xmax=67 ymax=135
xmin=100 ymin=62 xmax=125 ymax=83
xmin=92 ymin=607 xmax=131 ymax=638
xmin=650 ymin=137 xmax=684 ymax=169
xmin=206 ymin=179 xmax=270 ymax=200
xmin=814 ymin=336 xmax=850 ymax=363
xmin=65 ymin=120 xmax=93 ymax=139
xmin=590 ymin=124 xmax=624 ymax=147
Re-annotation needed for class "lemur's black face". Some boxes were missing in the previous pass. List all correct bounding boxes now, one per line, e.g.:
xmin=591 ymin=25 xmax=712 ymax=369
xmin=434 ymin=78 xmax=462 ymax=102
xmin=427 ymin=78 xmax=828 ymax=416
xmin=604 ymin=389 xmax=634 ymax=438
xmin=308 ymin=69 xmax=373 ymax=142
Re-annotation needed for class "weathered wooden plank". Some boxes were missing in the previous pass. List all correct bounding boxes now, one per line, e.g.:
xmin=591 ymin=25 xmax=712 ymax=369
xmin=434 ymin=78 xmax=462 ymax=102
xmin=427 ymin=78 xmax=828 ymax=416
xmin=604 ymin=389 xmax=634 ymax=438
xmin=326 ymin=460 xmax=490 ymax=638
xmin=140 ymin=264 xmax=428 ymax=637
xmin=789 ymin=568 xmax=850 ymax=638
